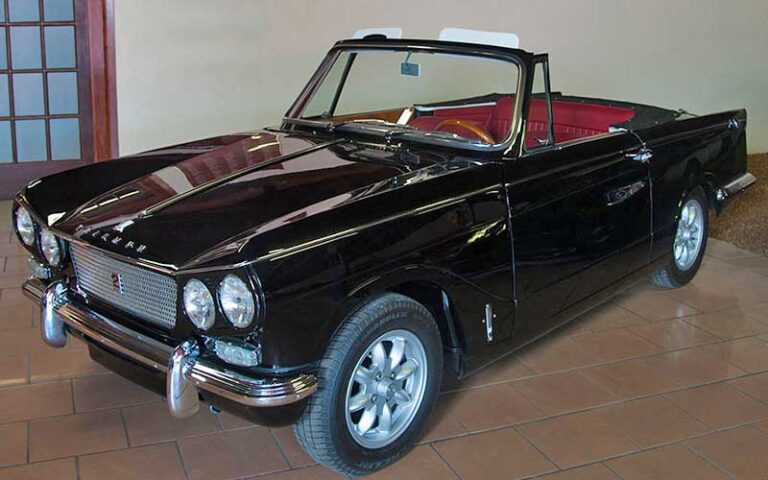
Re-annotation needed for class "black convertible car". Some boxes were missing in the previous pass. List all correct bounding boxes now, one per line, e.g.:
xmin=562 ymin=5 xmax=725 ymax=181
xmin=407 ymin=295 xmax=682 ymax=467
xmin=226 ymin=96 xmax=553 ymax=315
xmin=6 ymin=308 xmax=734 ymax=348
xmin=13 ymin=29 xmax=755 ymax=475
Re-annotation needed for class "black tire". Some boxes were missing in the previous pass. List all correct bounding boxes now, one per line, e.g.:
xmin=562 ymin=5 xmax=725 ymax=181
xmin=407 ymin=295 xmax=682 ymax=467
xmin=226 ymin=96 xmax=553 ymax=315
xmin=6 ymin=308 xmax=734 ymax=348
xmin=294 ymin=293 xmax=443 ymax=476
xmin=650 ymin=186 xmax=709 ymax=288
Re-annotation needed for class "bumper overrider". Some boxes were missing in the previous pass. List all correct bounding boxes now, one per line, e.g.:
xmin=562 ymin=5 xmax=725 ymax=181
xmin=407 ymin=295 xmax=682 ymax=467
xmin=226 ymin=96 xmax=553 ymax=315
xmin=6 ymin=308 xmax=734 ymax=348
xmin=23 ymin=278 xmax=317 ymax=419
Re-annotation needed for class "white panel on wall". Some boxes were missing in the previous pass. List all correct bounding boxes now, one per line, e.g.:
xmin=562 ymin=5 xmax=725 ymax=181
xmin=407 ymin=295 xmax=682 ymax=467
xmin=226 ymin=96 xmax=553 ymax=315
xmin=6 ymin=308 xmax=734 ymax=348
xmin=114 ymin=0 xmax=768 ymax=155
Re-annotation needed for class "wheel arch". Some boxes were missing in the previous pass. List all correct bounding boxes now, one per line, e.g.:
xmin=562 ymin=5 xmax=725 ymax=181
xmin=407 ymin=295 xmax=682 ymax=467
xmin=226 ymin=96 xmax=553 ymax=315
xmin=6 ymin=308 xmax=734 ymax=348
xmin=331 ymin=270 xmax=469 ymax=379
xmin=681 ymin=158 xmax=715 ymax=212
xmin=387 ymin=281 xmax=466 ymax=377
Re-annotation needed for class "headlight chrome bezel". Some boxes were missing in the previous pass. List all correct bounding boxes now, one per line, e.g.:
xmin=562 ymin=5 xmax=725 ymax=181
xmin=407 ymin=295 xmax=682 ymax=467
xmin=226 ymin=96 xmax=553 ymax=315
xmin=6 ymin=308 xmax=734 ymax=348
xmin=182 ymin=278 xmax=216 ymax=331
xmin=182 ymin=272 xmax=261 ymax=331
xmin=217 ymin=274 xmax=257 ymax=329
xmin=15 ymin=206 xmax=37 ymax=246
xmin=39 ymin=229 xmax=63 ymax=267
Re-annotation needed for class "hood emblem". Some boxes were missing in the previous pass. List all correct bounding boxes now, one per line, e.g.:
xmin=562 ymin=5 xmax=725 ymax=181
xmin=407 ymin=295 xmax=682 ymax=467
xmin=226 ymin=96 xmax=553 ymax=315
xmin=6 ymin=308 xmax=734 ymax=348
xmin=83 ymin=229 xmax=147 ymax=254
xmin=110 ymin=272 xmax=124 ymax=294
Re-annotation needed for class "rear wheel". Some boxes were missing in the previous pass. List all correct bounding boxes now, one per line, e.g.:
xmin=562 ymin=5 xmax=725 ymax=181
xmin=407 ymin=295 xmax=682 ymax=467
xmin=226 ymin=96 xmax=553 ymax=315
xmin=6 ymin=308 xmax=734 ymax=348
xmin=650 ymin=186 xmax=708 ymax=288
xmin=294 ymin=293 xmax=443 ymax=476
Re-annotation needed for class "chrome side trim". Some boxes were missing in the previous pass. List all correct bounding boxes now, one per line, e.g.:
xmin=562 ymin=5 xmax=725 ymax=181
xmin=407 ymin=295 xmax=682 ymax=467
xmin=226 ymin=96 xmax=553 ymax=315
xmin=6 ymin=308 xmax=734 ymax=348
xmin=484 ymin=303 xmax=494 ymax=342
xmin=26 ymin=280 xmax=318 ymax=414
xmin=249 ymin=184 xmax=501 ymax=264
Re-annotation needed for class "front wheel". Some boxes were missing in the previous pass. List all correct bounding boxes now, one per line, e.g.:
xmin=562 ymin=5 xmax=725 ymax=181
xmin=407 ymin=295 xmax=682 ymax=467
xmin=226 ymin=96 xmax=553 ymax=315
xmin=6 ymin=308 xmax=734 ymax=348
xmin=294 ymin=293 xmax=443 ymax=476
xmin=650 ymin=186 xmax=709 ymax=288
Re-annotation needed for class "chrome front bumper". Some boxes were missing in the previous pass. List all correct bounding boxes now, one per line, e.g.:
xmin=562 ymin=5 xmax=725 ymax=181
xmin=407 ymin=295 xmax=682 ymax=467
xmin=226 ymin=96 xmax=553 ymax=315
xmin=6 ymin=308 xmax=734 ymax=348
xmin=23 ymin=278 xmax=317 ymax=419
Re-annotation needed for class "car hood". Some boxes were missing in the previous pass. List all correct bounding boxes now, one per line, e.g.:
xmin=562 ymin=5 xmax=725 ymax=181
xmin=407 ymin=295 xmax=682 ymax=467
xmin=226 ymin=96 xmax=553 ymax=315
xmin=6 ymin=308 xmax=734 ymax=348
xmin=43 ymin=130 xmax=439 ymax=271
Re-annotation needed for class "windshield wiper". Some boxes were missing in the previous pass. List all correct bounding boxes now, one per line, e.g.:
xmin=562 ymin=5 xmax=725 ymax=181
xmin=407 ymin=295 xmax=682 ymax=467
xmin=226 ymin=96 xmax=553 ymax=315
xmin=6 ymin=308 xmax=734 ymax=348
xmin=282 ymin=117 xmax=335 ymax=131
xmin=340 ymin=119 xmax=416 ymax=130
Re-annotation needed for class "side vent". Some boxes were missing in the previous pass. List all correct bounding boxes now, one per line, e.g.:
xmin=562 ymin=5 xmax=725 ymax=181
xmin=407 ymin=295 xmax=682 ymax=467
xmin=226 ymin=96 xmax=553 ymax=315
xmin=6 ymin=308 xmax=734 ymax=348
xmin=484 ymin=304 xmax=495 ymax=342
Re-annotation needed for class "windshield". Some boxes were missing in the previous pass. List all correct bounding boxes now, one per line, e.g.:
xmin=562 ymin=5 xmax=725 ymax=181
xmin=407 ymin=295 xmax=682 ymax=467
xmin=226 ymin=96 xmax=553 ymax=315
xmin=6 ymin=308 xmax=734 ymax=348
xmin=294 ymin=49 xmax=521 ymax=147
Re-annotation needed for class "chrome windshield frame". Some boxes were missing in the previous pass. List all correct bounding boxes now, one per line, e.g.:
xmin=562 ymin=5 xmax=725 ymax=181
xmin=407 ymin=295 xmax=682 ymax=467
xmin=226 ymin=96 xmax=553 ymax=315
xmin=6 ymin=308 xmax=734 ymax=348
xmin=283 ymin=40 xmax=530 ymax=155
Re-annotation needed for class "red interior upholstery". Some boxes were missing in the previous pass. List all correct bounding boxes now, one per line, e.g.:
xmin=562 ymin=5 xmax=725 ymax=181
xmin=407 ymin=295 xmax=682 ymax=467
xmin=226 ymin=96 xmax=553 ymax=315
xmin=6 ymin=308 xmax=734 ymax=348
xmin=526 ymin=99 xmax=635 ymax=147
xmin=409 ymin=97 xmax=635 ymax=146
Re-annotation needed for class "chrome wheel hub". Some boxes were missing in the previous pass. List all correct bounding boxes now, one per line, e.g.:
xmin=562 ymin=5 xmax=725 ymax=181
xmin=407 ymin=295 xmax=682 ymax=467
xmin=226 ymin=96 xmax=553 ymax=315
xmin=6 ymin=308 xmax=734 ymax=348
xmin=674 ymin=198 xmax=704 ymax=271
xmin=345 ymin=329 xmax=428 ymax=449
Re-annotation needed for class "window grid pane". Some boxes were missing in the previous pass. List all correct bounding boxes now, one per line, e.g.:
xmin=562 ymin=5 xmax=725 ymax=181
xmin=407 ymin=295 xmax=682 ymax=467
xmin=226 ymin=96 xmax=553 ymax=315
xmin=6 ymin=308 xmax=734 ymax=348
xmin=0 ymin=121 xmax=12 ymax=163
xmin=43 ymin=0 xmax=74 ymax=21
xmin=47 ymin=71 xmax=77 ymax=114
xmin=12 ymin=72 xmax=44 ymax=115
xmin=9 ymin=0 xmax=40 ymax=22
xmin=0 ymin=28 xmax=7 ymax=70
xmin=49 ymin=116 xmax=79 ymax=160
xmin=2 ymin=0 xmax=84 ymax=165
xmin=44 ymin=26 xmax=75 ymax=69
xmin=15 ymin=119 xmax=47 ymax=161
xmin=0 ymin=74 xmax=9 ymax=116
xmin=10 ymin=26 xmax=42 ymax=69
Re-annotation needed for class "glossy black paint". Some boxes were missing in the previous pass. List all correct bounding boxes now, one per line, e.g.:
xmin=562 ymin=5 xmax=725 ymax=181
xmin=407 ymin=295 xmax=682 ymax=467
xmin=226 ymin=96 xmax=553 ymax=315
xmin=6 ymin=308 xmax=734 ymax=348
xmin=16 ymin=39 xmax=750 ymax=401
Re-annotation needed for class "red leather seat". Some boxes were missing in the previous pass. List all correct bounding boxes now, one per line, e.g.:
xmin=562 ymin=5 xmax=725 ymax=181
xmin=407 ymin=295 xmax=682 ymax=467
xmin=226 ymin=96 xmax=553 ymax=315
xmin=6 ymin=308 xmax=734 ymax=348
xmin=488 ymin=96 xmax=515 ymax=143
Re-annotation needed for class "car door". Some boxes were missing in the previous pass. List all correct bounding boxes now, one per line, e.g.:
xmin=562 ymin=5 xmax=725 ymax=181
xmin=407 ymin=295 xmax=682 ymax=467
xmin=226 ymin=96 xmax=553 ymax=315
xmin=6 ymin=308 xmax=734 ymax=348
xmin=504 ymin=57 xmax=652 ymax=339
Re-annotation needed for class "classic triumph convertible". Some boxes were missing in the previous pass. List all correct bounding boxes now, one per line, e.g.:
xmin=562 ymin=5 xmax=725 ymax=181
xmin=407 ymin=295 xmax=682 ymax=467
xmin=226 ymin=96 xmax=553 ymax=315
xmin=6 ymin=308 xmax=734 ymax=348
xmin=13 ymin=28 xmax=755 ymax=475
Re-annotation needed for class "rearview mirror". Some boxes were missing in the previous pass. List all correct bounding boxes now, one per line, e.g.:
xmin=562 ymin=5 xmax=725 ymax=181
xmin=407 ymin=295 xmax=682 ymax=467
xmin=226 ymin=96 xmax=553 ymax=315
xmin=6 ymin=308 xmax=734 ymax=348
xmin=401 ymin=62 xmax=421 ymax=77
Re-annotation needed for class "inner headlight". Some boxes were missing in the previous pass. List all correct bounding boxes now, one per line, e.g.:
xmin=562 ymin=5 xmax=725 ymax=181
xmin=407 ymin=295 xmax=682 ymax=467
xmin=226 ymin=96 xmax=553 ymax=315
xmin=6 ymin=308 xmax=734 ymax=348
xmin=218 ymin=274 xmax=255 ymax=328
xmin=15 ymin=207 xmax=36 ymax=246
xmin=39 ymin=229 xmax=62 ymax=267
xmin=183 ymin=279 xmax=215 ymax=330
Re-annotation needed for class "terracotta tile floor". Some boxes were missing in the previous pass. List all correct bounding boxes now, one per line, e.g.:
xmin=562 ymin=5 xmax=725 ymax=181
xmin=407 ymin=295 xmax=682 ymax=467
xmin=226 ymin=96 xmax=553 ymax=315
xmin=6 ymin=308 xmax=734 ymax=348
xmin=1 ymin=230 xmax=768 ymax=479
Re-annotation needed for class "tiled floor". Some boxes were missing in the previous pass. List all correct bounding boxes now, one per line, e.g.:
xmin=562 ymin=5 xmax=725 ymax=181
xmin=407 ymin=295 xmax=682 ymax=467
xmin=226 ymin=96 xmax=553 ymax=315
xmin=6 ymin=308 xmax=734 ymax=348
xmin=1 ymin=229 xmax=768 ymax=480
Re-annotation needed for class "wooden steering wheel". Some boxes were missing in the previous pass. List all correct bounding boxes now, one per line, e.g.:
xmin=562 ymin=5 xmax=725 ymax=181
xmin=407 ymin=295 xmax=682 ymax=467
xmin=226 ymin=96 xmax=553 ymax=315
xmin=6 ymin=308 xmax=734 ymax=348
xmin=435 ymin=119 xmax=496 ymax=144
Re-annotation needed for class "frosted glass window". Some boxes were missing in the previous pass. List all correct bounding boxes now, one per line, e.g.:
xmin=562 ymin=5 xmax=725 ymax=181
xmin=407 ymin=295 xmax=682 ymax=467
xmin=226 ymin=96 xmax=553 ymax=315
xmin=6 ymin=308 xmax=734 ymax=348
xmin=0 ymin=30 xmax=7 ymax=70
xmin=43 ymin=0 xmax=74 ymax=21
xmin=0 ymin=75 xmax=9 ymax=117
xmin=50 ymin=118 xmax=80 ymax=160
xmin=47 ymin=72 xmax=78 ymax=114
xmin=0 ymin=122 xmax=11 ymax=163
xmin=0 ymin=2 xmax=5 ymax=22
xmin=45 ymin=27 xmax=76 ymax=68
xmin=10 ymin=27 xmax=42 ymax=69
xmin=16 ymin=119 xmax=47 ymax=162
xmin=9 ymin=0 xmax=40 ymax=21
xmin=13 ymin=73 xmax=44 ymax=115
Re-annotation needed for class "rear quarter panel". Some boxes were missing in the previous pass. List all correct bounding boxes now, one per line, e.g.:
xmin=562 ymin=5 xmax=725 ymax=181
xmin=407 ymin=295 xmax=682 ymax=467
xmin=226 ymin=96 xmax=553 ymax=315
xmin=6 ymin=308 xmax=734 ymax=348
xmin=633 ymin=109 xmax=747 ymax=259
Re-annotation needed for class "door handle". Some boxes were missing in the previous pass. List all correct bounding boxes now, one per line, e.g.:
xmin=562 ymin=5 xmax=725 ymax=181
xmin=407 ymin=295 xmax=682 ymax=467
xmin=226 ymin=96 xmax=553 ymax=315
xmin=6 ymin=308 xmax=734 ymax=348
xmin=606 ymin=181 xmax=647 ymax=206
xmin=626 ymin=148 xmax=653 ymax=163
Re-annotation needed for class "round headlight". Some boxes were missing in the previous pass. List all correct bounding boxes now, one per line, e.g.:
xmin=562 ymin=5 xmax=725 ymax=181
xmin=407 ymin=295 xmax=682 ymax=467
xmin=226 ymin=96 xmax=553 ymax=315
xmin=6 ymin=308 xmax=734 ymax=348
xmin=183 ymin=279 xmax=215 ymax=330
xmin=15 ymin=207 xmax=36 ymax=246
xmin=218 ymin=274 xmax=256 ymax=328
xmin=40 ymin=230 xmax=62 ymax=267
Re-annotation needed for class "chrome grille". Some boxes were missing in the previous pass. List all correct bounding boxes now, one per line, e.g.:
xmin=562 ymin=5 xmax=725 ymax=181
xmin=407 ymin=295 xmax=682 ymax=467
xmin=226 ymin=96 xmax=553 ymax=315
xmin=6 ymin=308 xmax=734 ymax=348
xmin=70 ymin=244 xmax=178 ymax=329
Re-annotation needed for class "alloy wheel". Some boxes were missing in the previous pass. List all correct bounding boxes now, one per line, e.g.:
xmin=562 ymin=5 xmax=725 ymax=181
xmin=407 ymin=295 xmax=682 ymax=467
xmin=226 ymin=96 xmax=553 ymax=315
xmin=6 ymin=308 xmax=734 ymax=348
xmin=674 ymin=198 xmax=705 ymax=271
xmin=344 ymin=329 xmax=428 ymax=449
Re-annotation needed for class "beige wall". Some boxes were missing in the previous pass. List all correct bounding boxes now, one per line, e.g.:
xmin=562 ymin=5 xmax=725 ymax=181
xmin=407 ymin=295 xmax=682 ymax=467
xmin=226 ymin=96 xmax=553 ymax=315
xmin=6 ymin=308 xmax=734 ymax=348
xmin=114 ymin=0 xmax=768 ymax=155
